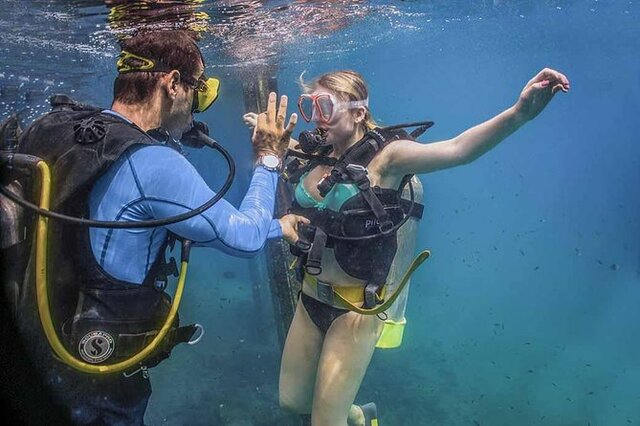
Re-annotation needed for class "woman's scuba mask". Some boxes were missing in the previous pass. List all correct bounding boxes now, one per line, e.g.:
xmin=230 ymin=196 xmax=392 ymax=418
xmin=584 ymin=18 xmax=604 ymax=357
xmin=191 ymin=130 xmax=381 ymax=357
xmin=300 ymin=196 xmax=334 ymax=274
xmin=297 ymin=93 xmax=368 ymax=123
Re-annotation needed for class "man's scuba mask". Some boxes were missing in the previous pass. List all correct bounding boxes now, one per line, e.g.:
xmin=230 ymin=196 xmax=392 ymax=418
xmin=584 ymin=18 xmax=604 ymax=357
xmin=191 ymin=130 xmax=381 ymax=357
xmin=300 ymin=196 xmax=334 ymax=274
xmin=181 ymin=74 xmax=220 ymax=113
xmin=116 ymin=50 xmax=220 ymax=113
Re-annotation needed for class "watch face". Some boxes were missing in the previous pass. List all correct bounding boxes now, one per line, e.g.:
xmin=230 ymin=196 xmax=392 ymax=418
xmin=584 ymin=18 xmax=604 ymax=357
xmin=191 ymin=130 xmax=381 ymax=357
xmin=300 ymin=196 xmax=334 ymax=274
xmin=263 ymin=155 xmax=280 ymax=168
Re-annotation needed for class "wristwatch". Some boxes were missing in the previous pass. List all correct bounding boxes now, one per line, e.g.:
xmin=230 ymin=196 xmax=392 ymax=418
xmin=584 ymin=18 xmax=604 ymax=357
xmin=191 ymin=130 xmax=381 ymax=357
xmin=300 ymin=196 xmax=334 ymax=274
xmin=256 ymin=154 xmax=282 ymax=172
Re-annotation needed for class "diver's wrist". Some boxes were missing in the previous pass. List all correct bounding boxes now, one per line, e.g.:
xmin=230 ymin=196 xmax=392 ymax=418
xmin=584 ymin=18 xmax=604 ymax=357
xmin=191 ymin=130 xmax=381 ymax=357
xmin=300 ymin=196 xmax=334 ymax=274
xmin=254 ymin=153 xmax=282 ymax=172
xmin=254 ymin=149 xmax=283 ymax=159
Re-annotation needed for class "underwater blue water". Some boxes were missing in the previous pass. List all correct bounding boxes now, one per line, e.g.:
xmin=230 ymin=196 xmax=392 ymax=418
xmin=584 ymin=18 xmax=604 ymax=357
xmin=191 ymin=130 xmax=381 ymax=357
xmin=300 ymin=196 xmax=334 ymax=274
xmin=1 ymin=1 xmax=639 ymax=425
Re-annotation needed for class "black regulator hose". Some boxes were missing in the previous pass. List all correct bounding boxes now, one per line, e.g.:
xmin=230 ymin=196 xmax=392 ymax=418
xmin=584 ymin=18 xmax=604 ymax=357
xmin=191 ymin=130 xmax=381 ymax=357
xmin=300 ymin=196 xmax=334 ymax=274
xmin=0 ymin=126 xmax=235 ymax=229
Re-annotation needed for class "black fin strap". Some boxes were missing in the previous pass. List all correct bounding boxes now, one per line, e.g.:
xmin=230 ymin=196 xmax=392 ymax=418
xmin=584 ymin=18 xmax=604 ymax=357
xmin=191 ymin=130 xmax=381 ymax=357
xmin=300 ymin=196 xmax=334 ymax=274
xmin=304 ymin=227 xmax=327 ymax=276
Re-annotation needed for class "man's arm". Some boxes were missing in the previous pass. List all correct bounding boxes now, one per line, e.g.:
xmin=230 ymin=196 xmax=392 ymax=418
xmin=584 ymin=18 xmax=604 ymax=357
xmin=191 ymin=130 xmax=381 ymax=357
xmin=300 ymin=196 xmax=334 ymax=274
xmin=130 ymin=145 xmax=280 ymax=257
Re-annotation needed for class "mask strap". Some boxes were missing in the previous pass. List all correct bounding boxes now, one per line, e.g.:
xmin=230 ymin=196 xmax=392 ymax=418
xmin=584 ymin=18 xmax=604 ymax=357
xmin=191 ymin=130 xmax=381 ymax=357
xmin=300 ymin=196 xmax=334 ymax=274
xmin=347 ymin=98 xmax=369 ymax=109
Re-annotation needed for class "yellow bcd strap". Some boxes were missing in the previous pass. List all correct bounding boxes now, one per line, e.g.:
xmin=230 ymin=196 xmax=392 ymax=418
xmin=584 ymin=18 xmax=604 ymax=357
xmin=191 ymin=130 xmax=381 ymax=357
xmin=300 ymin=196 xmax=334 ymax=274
xmin=306 ymin=249 xmax=430 ymax=316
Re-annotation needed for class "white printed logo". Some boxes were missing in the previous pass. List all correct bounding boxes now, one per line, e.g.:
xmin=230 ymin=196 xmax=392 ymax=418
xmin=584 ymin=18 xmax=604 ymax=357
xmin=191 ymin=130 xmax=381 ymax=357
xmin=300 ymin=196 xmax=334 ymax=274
xmin=78 ymin=331 xmax=115 ymax=364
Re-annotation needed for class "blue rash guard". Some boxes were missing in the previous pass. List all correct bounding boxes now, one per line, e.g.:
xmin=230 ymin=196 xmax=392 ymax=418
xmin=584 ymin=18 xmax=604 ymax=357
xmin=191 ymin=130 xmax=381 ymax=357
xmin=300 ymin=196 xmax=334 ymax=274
xmin=88 ymin=113 xmax=282 ymax=284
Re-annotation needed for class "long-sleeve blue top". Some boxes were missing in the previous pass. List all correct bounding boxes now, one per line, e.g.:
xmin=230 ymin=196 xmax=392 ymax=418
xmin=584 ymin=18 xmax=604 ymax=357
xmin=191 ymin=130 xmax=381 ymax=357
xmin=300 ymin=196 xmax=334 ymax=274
xmin=88 ymin=113 xmax=282 ymax=284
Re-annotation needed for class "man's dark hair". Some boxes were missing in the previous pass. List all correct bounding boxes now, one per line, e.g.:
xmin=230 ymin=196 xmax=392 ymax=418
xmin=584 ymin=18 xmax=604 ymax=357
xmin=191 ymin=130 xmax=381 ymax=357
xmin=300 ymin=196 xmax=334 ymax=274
xmin=113 ymin=30 xmax=203 ymax=104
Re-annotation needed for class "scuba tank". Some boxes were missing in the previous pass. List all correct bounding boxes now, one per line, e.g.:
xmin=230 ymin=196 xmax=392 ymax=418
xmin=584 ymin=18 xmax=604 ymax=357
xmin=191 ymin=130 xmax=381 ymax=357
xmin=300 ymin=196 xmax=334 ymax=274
xmin=0 ymin=113 xmax=26 ymax=313
xmin=376 ymin=175 xmax=423 ymax=349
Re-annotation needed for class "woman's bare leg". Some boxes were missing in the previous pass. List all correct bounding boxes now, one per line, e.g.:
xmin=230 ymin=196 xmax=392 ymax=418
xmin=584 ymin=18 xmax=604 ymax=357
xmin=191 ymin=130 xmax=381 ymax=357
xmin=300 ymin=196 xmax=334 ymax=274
xmin=279 ymin=299 xmax=324 ymax=414
xmin=311 ymin=312 xmax=383 ymax=426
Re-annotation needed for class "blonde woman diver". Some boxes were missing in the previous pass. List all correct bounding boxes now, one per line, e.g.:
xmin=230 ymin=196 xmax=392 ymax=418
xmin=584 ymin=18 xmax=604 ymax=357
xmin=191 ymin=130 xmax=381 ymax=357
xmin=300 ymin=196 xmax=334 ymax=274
xmin=243 ymin=67 xmax=570 ymax=426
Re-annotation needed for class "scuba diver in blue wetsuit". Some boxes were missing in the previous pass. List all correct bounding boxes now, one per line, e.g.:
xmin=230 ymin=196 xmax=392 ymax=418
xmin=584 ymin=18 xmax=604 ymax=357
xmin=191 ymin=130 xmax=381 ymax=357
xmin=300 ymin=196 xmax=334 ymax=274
xmin=244 ymin=67 xmax=570 ymax=426
xmin=0 ymin=30 xmax=305 ymax=425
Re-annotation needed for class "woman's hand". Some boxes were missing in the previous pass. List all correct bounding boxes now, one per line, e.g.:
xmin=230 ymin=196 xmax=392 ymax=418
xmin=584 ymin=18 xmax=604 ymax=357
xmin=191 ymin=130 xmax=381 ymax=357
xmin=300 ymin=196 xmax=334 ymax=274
xmin=242 ymin=112 xmax=258 ymax=129
xmin=251 ymin=93 xmax=297 ymax=159
xmin=514 ymin=68 xmax=570 ymax=122
xmin=278 ymin=214 xmax=310 ymax=245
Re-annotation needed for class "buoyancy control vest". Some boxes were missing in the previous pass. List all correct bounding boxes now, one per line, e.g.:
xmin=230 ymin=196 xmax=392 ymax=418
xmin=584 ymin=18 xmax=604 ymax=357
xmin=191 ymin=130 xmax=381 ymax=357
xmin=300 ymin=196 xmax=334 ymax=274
xmin=11 ymin=96 xmax=198 ymax=371
xmin=285 ymin=122 xmax=433 ymax=309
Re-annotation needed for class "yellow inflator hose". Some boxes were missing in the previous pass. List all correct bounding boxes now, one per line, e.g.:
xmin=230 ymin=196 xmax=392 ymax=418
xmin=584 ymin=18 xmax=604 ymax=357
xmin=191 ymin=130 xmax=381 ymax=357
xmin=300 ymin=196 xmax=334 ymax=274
xmin=34 ymin=160 xmax=188 ymax=374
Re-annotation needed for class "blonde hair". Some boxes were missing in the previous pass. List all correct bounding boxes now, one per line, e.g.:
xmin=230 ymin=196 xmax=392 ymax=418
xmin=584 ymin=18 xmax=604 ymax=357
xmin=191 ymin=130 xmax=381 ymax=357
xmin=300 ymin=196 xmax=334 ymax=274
xmin=299 ymin=70 xmax=378 ymax=132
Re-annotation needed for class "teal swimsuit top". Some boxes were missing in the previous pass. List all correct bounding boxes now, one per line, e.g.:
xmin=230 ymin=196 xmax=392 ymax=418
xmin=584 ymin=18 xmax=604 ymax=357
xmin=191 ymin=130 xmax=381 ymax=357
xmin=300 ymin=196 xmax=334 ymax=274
xmin=295 ymin=171 xmax=360 ymax=212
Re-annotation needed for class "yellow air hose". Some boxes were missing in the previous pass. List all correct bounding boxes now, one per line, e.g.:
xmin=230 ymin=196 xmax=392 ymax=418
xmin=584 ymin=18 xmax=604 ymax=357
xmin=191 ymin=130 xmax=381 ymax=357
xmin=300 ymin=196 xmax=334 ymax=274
xmin=34 ymin=160 xmax=188 ymax=374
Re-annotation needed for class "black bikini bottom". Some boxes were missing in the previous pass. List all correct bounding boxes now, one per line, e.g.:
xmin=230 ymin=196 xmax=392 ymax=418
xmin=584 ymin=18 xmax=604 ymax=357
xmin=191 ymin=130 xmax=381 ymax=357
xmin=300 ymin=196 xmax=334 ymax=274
xmin=300 ymin=292 xmax=349 ymax=334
